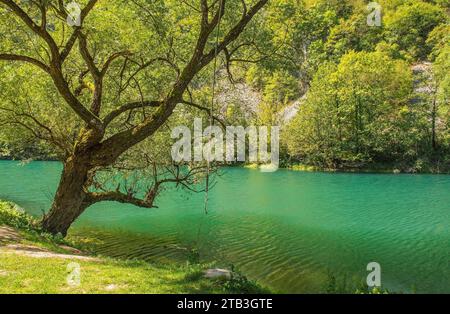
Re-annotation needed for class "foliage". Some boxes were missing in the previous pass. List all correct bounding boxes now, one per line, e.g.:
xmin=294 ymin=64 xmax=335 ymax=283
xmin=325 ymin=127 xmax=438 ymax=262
xmin=284 ymin=51 xmax=417 ymax=167
xmin=221 ymin=264 xmax=270 ymax=294
xmin=426 ymin=23 xmax=450 ymax=61
xmin=0 ymin=201 xmax=36 ymax=230
xmin=433 ymin=46 xmax=450 ymax=148
xmin=325 ymin=271 xmax=393 ymax=294
xmin=383 ymin=1 xmax=447 ymax=60
xmin=0 ymin=201 xmax=80 ymax=251
xmin=0 ymin=0 xmax=271 ymax=234
xmin=324 ymin=10 xmax=383 ymax=61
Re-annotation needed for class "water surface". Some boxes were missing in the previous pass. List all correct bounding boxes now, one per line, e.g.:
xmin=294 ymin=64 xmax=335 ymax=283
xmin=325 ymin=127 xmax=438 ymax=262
xmin=0 ymin=160 xmax=449 ymax=293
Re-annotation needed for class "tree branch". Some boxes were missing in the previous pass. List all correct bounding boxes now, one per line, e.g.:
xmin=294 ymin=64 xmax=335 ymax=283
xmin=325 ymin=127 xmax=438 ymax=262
xmin=1 ymin=0 xmax=103 ymax=132
xmin=0 ymin=105 xmax=69 ymax=153
xmin=0 ymin=0 xmax=60 ymax=60
xmin=56 ymin=0 xmax=99 ymax=61
xmin=0 ymin=53 xmax=50 ymax=73
xmin=103 ymin=100 xmax=162 ymax=126
xmin=181 ymin=99 xmax=227 ymax=128
xmin=101 ymin=51 xmax=133 ymax=76
xmin=78 ymin=32 xmax=100 ymax=78
xmin=200 ymin=0 xmax=268 ymax=68
xmin=91 ymin=0 xmax=268 ymax=166
xmin=84 ymin=190 xmax=158 ymax=208
xmin=118 ymin=57 xmax=180 ymax=95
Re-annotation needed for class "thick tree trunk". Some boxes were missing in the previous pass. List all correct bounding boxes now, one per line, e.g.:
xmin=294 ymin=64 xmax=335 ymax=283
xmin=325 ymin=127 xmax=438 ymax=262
xmin=42 ymin=156 xmax=91 ymax=236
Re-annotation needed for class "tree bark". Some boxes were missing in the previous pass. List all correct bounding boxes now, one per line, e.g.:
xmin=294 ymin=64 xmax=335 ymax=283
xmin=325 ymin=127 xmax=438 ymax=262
xmin=42 ymin=155 xmax=92 ymax=236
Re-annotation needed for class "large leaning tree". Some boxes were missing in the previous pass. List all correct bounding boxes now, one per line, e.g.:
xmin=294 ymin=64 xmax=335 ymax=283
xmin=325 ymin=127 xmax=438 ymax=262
xmin=0 ymin=0 xmax=269 ymax=236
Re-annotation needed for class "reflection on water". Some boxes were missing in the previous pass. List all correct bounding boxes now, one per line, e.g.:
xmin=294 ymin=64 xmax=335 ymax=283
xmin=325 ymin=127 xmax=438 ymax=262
xmin=0 ymin=160 xmax=449 ymax=293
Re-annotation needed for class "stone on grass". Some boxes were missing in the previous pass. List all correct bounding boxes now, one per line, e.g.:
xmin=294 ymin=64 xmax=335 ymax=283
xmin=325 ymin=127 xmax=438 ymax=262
xmin=204 ymin=268 xmax=232 ymax=279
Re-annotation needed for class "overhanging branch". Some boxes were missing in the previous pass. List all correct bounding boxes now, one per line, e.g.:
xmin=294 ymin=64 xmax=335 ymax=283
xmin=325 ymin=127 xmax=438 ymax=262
xmin=0 ymin=0 xmax=59 ymax=59
xmin=103 ymin=100 xmax=162 ymax=126
xmin=1 ymin=0 xmax=103 ymax=132
xmin=181 ymin=99 xmax=227 ymax=128
xmin=90 ymin=0 xmax=268 ymax=165
xmin=0 ymin=53 xmax=50 ymax=73
xmin=200 ymin=0 xmax=268 ymax=68
xmin=84 ymin=190 xmax=158 ymax=208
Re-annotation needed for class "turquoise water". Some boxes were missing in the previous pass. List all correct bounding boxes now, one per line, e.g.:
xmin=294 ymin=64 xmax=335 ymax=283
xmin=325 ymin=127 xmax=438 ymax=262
xmin=0 ymin=160 xmax=449 ymax=293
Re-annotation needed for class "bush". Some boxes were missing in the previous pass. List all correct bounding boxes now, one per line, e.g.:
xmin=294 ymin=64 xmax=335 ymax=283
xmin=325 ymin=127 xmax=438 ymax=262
xmin=0 ymin=201 xmax=36 ymax=230
xmin=0 ymin=201 xmax=71 ymax=248
xmin=221 ymin=265 xmax=269 ymax=294
xmin=384 ymin=1 xmax=447 ymax=60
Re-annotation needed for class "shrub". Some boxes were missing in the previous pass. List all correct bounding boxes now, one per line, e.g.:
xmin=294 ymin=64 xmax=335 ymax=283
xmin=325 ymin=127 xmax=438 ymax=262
xmin=0 ymin=201 xmax=36 ymax=230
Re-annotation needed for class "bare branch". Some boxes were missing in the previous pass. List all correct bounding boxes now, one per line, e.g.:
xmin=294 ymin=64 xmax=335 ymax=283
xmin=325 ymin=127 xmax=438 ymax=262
xmin=84 ymin=190 xmax=158 ymax=208
xmin=181 ymin=99 xmax=227 ymax=128
xmin=103 ymin=100 xmax=162 ymax=126
xmin=101 ymin=51 xmax=133 ymax=76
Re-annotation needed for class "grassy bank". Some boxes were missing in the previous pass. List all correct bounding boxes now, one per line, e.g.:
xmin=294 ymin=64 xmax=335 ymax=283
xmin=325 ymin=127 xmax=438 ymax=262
xmin=0 ymin=201 xmax=268 ymax=294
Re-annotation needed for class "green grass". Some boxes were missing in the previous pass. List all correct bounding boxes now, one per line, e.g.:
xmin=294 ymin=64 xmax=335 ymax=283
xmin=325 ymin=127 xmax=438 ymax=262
xmin=0 ymin=201 xmax=268 ymax=294
xmin=0 ymin=253 xmax=224 ymax=294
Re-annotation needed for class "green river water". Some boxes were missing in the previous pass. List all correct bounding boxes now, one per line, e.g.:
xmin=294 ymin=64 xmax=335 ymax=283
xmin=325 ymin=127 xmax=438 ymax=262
xmin=0 ymin=160 xmax=449 ymax=293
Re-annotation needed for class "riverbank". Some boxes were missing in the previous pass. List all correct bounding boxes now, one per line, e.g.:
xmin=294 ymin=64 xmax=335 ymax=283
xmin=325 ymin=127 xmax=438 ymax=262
xmin=2 ymin=155 xmax=449 ymax=175
xmin=243 ymin=161 xmax=450 ymax=174
xmin=0 ymin=201 xmax=268 ymax=294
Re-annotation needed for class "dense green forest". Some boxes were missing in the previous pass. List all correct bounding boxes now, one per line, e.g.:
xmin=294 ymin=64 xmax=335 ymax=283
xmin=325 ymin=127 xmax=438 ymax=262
xmin=1 ymin=0 xmax=449 ymax=173
xmin=246 ymin=0 xmax=450 ymax=172
xmin=278 ymin=0 xmax=450 ymax=172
